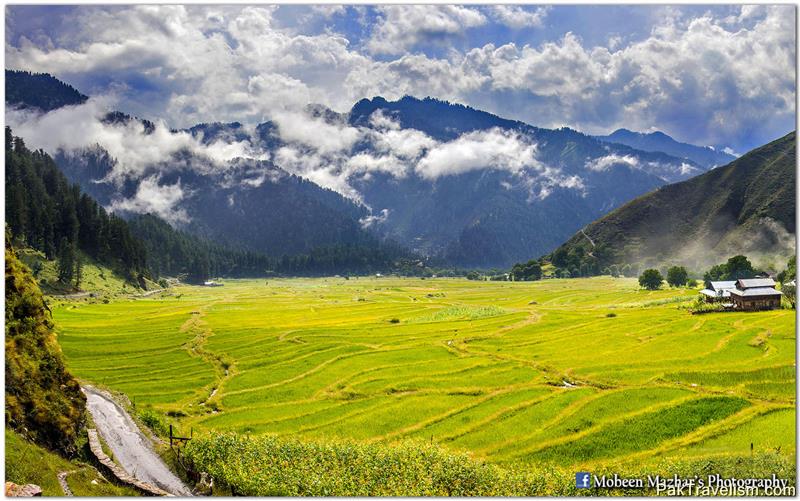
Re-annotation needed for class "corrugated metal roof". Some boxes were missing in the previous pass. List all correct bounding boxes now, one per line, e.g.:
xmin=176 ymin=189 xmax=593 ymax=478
xmin=710 ymin=281 xmax=737 ymax=290
xmin=701 ymin=289 xmax=731 ymax=297
xmin=729 ymin=287 xmax=783 ymax=297
xmin=736 ymin=278 xmax=776 ymax=289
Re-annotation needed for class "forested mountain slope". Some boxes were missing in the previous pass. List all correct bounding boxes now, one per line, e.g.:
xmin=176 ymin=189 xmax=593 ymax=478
xmin=5 ymin=128 xmax=149 ymax=284
xmin=548 ymin=131 xmax=796 ymax=274
xmin=6 ymin=70 xmax=87 ymax=112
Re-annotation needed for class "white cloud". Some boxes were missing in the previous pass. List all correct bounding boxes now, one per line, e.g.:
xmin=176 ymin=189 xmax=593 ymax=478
xmin=489 ymin=6 xmax=549 ymax=29
xmin=585 ymin=154 xmax=639 ymax=172
xmin=366 ymin=111 xmax=437 ymax=160
xmin=366 ymin=5 xmax=486 ymax=55
xmin=359 ymin=208 xmax=389 ymax=229
xmin=108 ymin=176 xmax=189 ymax=224
xmin=7 ymin=5 xmax=792 ymax=150
xmin=271 ymin=109 xmax=361 ymax=155
xmin=6 ymin=98 xmax=265 ymax=184
xmin=416 ymin=128 xmax=540 ymax=179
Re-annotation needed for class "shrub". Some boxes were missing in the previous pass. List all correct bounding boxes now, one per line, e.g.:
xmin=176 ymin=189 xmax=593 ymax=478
xmin=687 ymin=298 xmax=726 ymax=314
xmin=138 ymin=408 xmax=169 ymax=436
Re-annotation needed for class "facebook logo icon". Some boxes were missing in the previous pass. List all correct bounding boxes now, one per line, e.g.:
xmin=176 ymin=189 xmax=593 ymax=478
xmin=576 ymin=472 xmax=592 ymax=488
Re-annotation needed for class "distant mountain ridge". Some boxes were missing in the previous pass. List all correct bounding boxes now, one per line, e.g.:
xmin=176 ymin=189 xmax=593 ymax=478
xmin=344 ymin=96 xmax=707 ymax=266
xmin=548 ymin=131 xmax=796 ymax=273
xmin=7 ymin=70 xmax=718 ymax=268
xmin=6 ymin=70 xmax=88 ymax=112
xmin=595 ymin=128 xmax=737 ymax=169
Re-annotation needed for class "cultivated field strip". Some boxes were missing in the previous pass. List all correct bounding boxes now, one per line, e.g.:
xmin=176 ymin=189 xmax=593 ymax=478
xmin=53 ymin=277 xmax=795 ymax=467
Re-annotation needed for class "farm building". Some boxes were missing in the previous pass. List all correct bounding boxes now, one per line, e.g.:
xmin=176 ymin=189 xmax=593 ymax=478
xmin=699 ymin=281 xmax=737 ymax=303
xmin=728 ymin=278 xmax=782 ymax=311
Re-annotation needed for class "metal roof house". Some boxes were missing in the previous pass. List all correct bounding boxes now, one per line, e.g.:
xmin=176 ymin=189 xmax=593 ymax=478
xmin=699 ymin=281 xmax=737 ymax=303
xmin=729 ymin=278 xmax=782 ymax=310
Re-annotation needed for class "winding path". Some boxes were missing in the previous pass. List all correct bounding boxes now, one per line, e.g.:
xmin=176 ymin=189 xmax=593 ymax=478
xmin=82 ymin=386 xmax=192 ymax=496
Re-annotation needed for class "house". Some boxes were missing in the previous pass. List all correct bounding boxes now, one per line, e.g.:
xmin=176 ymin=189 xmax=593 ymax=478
xmin=728 ymin=278 xmax=782 ymax=310
xmin=699 ymin=281 xmax=737 ymax=303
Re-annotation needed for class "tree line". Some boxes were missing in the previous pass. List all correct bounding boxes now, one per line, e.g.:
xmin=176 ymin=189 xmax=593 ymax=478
xmin=128 ymin=214 xmax=423 ymax=283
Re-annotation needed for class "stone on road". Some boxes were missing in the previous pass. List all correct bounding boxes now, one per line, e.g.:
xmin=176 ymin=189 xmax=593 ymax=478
xmin=82 ymin=386 xmax=192 ymax=496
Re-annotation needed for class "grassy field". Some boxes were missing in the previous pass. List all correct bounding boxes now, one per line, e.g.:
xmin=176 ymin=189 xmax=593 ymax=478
xmin=52 ymin=277 xmax=795 ymax=472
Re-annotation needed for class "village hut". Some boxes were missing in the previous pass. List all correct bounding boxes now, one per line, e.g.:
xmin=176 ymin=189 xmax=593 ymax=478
xmin=699 ymin=281 xmax=737 ymax=303
xmin=728 ymin=278 xmax=782 ymax=311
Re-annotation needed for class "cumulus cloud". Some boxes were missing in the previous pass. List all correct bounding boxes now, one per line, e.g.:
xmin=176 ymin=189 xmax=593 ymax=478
xmin=489 ymin=6 xmax=550 ymax=29
xmin=7 ymin=5 xmax=792 ymax=151
xmin=366 ymin=5 xmax=486 ymax=55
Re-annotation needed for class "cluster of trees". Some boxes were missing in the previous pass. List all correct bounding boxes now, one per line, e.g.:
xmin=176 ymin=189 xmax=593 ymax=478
xmin=129 ymin=214 xmax=431 ymax=282
xmin=637 ymin=266 xmax=696 ymax=290
xmin=549 ymin=245 xmax=609 ymax=279
xmin=127 ymin=214 xmax=275 ymax=283
xmin=274 ymin=242 xmax=420 ymax=277
xmin=6 ymin=129 xmax=149 ymax=287
xmin=702 ymin=255 xmax=759 ymax=287
xmin=509 ymin=260 xmax=542 ymax=281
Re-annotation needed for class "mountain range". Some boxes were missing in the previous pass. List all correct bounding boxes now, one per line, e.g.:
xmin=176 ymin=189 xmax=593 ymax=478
xmin=6 ymin=69 xmax=750 ymax=269
xmin=550 ymin=131 xmax=796 ymax=274
xmin=595 ymin=128 xmax=737 ymax=169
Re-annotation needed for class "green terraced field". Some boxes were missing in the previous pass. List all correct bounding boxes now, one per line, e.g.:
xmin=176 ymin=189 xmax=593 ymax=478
xmin=53 ymin=277 xmax=796 ymax=470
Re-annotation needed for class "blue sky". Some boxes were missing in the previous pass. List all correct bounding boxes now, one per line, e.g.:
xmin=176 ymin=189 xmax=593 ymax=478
xmin=5 ymin=4 xmax=796 ymax=153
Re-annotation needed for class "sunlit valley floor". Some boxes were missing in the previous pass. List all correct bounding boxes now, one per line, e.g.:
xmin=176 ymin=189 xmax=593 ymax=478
xmin=52 ymin=277 xmax=795 ymax=472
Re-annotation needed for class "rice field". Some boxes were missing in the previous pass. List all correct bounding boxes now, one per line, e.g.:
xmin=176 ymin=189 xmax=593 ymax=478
xmin=53 ymin=277 xmax=796 ymax=470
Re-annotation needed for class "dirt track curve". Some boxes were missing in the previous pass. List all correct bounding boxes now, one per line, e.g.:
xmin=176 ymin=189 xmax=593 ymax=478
xmin=82 ymin=386 xmax=192 ymax=496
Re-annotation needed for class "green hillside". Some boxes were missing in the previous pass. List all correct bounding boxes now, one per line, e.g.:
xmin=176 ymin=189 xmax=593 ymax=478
xmin=5 ymin=237 xmax=86 ymax=454
xmin=548 ymin=131 xmax=795 ymax=273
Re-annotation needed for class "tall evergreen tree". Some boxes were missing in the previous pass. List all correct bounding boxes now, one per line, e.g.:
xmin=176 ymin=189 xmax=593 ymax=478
xmin=57 ymin=238 xmax=75 ymax=284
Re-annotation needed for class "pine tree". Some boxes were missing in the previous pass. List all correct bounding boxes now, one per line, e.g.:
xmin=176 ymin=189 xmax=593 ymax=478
xmin=57 ymin=238 xmax=75 ymax=284
xmin=74 ymin=254 xmax=83 ymax=288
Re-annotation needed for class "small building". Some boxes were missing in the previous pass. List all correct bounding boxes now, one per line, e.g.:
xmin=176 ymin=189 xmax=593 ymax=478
xmin=203 ymin=280 xmax=224 ymax=287
xmin=699 ymin=281 xmax=737 ymax=303
xmin=728 ymin=278 xmax=782 ymax=311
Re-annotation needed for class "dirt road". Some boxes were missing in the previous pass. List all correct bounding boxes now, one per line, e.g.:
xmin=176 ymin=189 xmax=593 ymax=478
xmin=82 ymin=386 xmax=192 ymax=496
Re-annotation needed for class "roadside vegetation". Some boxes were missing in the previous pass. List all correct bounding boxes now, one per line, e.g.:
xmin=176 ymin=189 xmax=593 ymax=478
xmin=182 ymin=432 xmax=795 ymax=496
xmin=5 ymin=428 xmax=138 ymax=496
